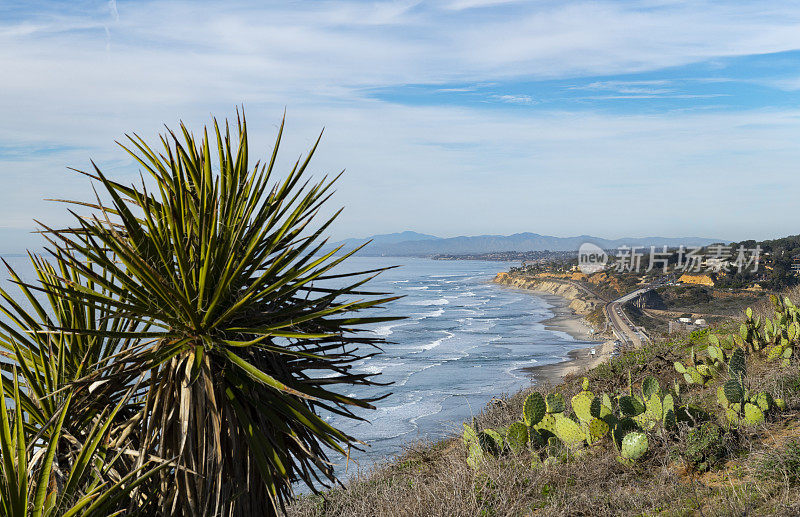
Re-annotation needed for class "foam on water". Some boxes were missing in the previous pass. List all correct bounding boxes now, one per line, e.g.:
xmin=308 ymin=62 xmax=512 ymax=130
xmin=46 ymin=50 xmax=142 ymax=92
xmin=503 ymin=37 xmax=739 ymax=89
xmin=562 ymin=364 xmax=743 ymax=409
xmin=305 ymin=257 xmax=600 ymax=484
xmin=412 ymin=330 xmax=455 ymax=352
xmin=408 ymin=297 xmax=449 ymax=306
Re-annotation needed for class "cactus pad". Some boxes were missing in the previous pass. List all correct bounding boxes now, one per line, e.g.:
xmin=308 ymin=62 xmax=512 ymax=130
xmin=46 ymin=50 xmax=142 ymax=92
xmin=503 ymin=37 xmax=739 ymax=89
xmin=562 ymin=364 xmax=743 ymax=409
xmin=642 ymin=376 xmax=660 ymax=399
xmin=552 ymin=415 xmax=585 ymax=449
xmin=506 ymin=422 xmax=528 ymax=453
xmin=662 ymin=408 xmax=676 ymax=429
xmin=523 ymin=392 xmax=546 ymax=426
xmin=546 ymin=393 xmax=566 ymax=413
xmin=586 ymin=417 xmax=609 ymax=444
xmin=462 ymin=423 xmax=477 ymax=447
xmin=528 ymin=427 xmax=546 ymax=448
xmin=743 ymin=403 xmax=765 ymax=425
xmin=755 ymin=392 xmax=774 ymax=412
xmin=728 ymin=348 xmax=746 ymax=380
xmin=723 ymin=379 xmax=743 ymax=404
xmin=768 ymin=345 xmax=784 ymax=361
xmin=534 ymin=413 xmax=557 ymax=436
xmin=478 ymin=429 xmax=503 ymax=455
xmin=644 ymin=393 xmax=663 ymax=422
xmin=466 ymin=442 xmax=484 ymax=470
xmin=611 ymin=417 xmax=637 ymax=450
xmin=571 ymin=391 xmax=594 ymax=423
xmin=716 ymin=385 xmax=729 ymax=406
xmin=674 ymin=361 xmax=687 ymax=374
xmin=590 ymin=397 xmax=612 ymax=419
xmin=618 ymin=395 xmax=645 ymax=417
xmin=620 ymin=431 xmax=649 ymax=460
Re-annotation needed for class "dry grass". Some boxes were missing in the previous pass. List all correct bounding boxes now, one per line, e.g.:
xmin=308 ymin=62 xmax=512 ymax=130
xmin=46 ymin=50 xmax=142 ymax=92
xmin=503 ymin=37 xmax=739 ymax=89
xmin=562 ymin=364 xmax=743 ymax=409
xmin=289 ymin=307 xmax=800 ymax=516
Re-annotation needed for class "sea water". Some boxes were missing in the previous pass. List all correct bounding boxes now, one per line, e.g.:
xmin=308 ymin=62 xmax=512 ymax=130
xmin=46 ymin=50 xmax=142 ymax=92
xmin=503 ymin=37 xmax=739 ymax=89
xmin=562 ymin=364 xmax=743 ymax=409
xmin=318 ymin=256 xmax=596 ymax=476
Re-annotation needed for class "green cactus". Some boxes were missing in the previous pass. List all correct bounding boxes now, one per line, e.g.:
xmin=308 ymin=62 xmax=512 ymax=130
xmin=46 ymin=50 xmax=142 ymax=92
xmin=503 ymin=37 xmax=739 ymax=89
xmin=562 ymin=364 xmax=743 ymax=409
xmin=552 ymin=414 xmax=586 ymax=449
xmin=546 ymin=392 xmax=565 ymax=414
xmin=523 ymin=391 xmax=546 ymax=426
xmin=618 ymin=395 xmax=645 ymax=417
xmin=743 ymin=402 xmax=765 ymax=425
xmin=733 ymin=298 xmax=797 ymax=363
xmin=571 ymin=379 xmax=595 ymax=424
xmin=506 ymin=421 xmax=529 ymax=453
xmin=674 ymin=346 xmax=715 ymax=386
xmin=585 ymin=417 xmax=610 ymax=444
xmin=466 ymin=441 xmax=484 ymax=470
xmin=716 ymin=347 xmax=780 ymax=426
xmin=478 ymin=429 xmax=504 ymax=455
xmin=462 ymin=422 xmax=478 ymax=447
xmin=528 ymin=427 xmax=546 ymax=448
xmin=590 ymin=396 xmax=613 ymax=420
xmin=534 ymin=412 xmax=557 ymax=437
xmin=620 ymin=431 xmax=649 ymax=461
xmin=642 ymin=376 xmax=661 ymax=399
xmin=611 ymin=417 xmax=638 ymax=451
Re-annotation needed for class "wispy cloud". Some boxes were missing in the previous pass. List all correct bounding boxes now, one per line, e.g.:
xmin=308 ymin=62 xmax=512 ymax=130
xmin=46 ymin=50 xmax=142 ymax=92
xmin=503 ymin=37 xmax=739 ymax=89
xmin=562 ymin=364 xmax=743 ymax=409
xmin=489 ymin=94 xmax=537 ymax=104
xmin=1 ymin=1 xmax=800 ymax=245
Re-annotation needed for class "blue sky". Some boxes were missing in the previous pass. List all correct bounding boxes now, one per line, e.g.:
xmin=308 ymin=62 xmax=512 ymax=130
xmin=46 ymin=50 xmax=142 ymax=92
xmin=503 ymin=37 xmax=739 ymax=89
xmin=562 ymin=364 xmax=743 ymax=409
xmin=2 ymin=0 xmax=800 ymax=251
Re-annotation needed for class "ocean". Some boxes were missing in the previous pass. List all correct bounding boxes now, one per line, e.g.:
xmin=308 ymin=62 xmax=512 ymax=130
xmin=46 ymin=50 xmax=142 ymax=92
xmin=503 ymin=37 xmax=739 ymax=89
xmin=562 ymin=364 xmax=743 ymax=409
xmin=321 ymin=256 xmax=597 ymax=476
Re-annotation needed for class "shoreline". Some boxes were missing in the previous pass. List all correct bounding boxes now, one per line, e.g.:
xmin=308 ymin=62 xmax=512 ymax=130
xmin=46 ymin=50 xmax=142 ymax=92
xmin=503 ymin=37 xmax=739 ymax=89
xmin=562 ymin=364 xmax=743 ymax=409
xmin=519 ymin=291 xmax=615 ymax=386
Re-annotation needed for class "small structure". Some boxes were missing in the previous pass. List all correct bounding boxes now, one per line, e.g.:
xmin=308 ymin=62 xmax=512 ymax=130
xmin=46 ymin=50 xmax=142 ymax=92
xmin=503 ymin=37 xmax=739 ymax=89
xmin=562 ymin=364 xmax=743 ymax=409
xmin=678 ymin=317 xmax=693 ymax=324
xmin=694 ymin=318 xmax=707 ymax=326
xmin=678 ymin=273 xmax=715 ymax=287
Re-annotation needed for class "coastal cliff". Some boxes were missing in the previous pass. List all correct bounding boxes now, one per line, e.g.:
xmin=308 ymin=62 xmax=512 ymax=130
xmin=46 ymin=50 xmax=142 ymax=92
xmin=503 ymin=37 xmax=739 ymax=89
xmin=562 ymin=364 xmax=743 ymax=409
xmin=493 ymin=271 xmax=600 ymax=316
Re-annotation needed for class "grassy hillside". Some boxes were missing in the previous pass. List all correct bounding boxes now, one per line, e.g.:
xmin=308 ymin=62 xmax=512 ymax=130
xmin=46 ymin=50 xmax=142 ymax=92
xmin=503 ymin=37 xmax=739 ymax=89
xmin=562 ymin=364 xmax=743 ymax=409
xmin=289 ymin=295 xmax=800 ymax=517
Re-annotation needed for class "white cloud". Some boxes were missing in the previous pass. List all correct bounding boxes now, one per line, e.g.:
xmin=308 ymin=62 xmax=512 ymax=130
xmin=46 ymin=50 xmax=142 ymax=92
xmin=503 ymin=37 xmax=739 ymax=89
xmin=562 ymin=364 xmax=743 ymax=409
xmin=1 ymin=0 xmax=800 ymax=247
xmin=490 ymin=94 xmax=537 ymax=104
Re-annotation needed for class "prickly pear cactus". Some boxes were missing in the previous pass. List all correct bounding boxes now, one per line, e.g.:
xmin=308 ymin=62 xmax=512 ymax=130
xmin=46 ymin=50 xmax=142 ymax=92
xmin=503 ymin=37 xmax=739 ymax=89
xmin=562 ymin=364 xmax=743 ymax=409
xmin=674 ymin=347 xmax=715 ymax=386
xmin=728 ymin=348 xmax=746 ymax=381
xmin=534 ymin=412 xmax=557 ymax=437
xmin=585 ymin=417 xmax=610 ymax=444
xmin=642 ymin=376 xmax=661 ymax=400
xmin=523 ymin=391 xmax=546 ymax=427
xmin=462 ymin=422 xmax=478 ymax=447
xmin=716 ymin=348 xmax=780 ymax=426
xmin=546 ymin=392 xmax=565 ymax=414
xmin=618 ymin=395 xmax=645 ymax=417
xmin=611 ymin=417 xmax=638 ymax=451
xmin=590 ymin=396 xmax=613 ymax=420
xmin=505 ymin=422 xmax=528 ymax=453
xmin=552 ymin=414 xmax=586 ymax=449
xmin=478 ymin=429 xmax=504 ymax=455
xmin=620 ymin=431 xmax=649 ymax=461
xmin=743 ymin=402 xmax=765 ymax=425
xmin=571 ymin=379 xmax=595 ymax=424
xmin=731 ymin=298 xmax=797 ymax=364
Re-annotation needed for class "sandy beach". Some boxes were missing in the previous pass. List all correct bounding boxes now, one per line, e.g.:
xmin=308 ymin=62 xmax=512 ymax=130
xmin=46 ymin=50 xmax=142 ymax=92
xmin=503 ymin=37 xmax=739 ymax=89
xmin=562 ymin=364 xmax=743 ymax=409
xmin=522 ymin=293 xmax=615 ymax=385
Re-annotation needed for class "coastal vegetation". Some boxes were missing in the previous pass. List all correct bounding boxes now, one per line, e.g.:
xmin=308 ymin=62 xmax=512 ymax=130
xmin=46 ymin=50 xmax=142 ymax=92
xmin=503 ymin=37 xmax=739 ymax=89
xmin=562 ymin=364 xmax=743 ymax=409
xmin=288 ymin=295 xmax=800 ymax=516
xmin=0 ymin=113 xmax=395 ymax=515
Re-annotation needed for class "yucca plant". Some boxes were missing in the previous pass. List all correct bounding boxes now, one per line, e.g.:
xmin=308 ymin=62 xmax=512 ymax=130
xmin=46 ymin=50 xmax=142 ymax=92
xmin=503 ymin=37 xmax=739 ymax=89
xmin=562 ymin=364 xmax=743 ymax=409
xmin=34 ymin=112 xmax=398 ymax=515
xmin=0 ymin=253 xmax=147 ymax=451
xmin=0 ymin=367 xmax=165 ymax=516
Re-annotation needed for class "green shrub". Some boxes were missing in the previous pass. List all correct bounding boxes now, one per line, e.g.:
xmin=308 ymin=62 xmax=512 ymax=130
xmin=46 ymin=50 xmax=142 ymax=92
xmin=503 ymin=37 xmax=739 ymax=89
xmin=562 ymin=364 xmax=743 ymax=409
xmin=684 ymin=422 xmax=731 ymax=472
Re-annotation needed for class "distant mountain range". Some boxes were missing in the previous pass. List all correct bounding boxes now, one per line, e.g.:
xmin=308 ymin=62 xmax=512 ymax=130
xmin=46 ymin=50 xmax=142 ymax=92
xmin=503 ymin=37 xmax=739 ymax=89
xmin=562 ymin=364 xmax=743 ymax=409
xmin=325 ymin=231 xmax=722 ymax=257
